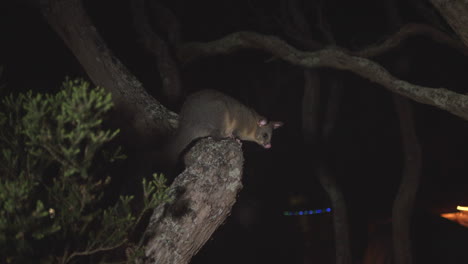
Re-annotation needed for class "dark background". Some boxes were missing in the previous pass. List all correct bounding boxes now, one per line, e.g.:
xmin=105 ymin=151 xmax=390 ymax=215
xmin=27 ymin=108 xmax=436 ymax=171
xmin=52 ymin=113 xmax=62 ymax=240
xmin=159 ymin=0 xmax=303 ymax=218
xmin=1 ymin=0 xmax=468 ymax=263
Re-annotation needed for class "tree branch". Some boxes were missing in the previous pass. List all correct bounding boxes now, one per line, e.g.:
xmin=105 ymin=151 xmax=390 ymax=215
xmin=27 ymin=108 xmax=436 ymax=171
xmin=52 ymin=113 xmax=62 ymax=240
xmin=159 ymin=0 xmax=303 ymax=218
xmin=392 ymin=94 xmax=421 ymax=264
xmin=65 ymin=239 xmax=128 ymax=263
xmin=317 ymin=167 xmax=351 ymax=264
xmin=355 ymin=23 xmax=468 ymax=58
xmin=41 ymin=0 xmax=178 ymax=147
xmin=178 ymin=31 xmax=468 ymax=121
xmin=141 ymin=138 xmax=244 ymax=264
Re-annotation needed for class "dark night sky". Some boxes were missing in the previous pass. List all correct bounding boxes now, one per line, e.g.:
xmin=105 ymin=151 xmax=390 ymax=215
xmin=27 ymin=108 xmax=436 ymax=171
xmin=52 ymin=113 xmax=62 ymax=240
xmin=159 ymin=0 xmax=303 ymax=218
xmin=2 ymin=0 xmax=468 ymax=263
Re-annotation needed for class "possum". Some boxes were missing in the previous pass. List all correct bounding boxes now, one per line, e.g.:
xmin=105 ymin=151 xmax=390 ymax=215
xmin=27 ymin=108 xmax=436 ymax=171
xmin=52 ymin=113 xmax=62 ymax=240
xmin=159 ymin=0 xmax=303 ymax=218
xmin=166 ymin=89 xmax=283 ymax=164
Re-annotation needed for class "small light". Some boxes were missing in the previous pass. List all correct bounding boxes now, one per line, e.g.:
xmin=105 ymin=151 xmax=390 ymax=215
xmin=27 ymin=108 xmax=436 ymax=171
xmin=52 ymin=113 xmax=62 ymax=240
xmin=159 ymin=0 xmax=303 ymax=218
xmin=457 ymin=206 xmax=468 ymax=212
xmin=283 ymin=208 xmax=332 ymax=216
xmin=49 ymin=208 xmax=55 ymax=218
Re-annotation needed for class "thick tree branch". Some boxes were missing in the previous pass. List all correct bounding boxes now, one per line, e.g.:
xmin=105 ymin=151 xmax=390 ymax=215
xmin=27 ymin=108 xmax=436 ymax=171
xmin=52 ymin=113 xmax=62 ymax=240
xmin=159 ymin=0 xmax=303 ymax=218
xmin=141 ymin=138 xmax=244 ymax=264
xmin=178 ymin=31 xmax=468 ymax=121
xmin=41 ymin=0 xmax=177 ymax=147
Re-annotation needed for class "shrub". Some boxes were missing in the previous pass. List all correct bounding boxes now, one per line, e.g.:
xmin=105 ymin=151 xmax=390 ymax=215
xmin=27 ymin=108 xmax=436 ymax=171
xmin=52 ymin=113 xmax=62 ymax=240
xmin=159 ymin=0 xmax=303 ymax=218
xmin=0 ymin=79 xmax=170 ymax=263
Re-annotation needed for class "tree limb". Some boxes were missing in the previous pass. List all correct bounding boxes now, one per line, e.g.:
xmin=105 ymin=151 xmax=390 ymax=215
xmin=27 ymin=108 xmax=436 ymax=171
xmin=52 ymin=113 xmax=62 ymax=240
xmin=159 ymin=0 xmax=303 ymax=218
xmin=141 ymin=138 xmax=244 ymax=264
xmin=355 ymin=23 xmax=468 ymax=58
xmin=41 ymin=0 xmax=178 ymax=147
xmin=317 ymin=167 xmax=351 ymax=264
xmin=392 ymin=94 xmax=422 ymax=264
xmin=178 ymin=31 xmax=468 ymax=121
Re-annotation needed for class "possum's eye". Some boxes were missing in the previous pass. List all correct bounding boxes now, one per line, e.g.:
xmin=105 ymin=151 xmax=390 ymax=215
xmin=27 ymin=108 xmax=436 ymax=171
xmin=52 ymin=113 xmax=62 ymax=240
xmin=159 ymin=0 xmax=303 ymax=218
xmin=262 ymin=133 xmax=268 ymax=139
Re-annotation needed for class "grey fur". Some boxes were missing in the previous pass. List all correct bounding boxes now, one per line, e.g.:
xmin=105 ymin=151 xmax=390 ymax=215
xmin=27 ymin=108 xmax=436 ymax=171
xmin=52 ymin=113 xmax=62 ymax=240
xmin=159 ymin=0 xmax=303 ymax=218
xmin=166 ymin=89 xmax=283 ymax=165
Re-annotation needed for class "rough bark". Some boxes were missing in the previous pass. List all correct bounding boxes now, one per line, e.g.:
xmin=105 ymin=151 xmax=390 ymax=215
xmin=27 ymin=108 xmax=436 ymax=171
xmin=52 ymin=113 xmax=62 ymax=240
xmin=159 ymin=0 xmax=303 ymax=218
xmin=40 ymin=0 xmax=178 ymax=147
xmin=178 ymin=30 xmax=468 ymax=121
xmin=141 ymin=138 xmax=244 ymax=264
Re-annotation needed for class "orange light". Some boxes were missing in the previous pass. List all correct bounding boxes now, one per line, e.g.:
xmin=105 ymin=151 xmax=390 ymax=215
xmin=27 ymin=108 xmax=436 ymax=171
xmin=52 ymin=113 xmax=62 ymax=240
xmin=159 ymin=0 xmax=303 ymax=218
xmin=441 ymin=213 xmax=458 ymax=221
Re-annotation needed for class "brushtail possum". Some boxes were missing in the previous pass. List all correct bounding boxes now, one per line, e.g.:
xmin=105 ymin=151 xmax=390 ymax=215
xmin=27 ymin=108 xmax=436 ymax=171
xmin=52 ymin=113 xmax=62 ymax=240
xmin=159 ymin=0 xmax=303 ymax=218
xmin=167 ymin=89 xmax=283 ymax=164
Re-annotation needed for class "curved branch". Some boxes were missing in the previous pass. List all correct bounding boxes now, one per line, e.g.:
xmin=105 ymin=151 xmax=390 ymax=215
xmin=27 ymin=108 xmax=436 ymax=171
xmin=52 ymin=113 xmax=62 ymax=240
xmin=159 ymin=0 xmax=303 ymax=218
xmin=65 ymin=239 xmax=127 ymax=263
xmin=178 ymin=31 xmax=468 ymax=121
xmin=392 ymin=95 xmax=422 ymax=264
xmin=355 ymin=23 xmax=468 ymax=58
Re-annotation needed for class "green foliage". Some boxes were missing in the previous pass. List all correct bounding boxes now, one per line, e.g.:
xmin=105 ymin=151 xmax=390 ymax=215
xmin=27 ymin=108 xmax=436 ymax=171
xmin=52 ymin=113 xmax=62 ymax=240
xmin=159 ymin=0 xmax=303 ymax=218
xmin=0 ymin=79 xmax=172 ymax=263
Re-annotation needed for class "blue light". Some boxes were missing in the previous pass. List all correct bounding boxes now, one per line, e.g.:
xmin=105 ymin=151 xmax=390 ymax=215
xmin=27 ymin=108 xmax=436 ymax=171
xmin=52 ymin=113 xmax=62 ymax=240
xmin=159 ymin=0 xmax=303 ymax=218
xmin=283 ymin=207 xmax=332 ymax=216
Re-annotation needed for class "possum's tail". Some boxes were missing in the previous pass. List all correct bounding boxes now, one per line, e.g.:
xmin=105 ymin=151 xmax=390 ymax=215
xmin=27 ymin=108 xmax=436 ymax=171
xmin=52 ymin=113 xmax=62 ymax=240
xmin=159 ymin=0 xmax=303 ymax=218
xmin=164 ymin=124 xmax=211 ymax=167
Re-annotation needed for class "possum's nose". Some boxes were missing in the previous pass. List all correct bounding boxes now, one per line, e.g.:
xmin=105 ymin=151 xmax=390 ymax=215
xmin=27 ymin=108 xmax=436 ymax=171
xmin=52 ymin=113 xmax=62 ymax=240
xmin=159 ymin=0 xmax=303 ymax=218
xmin=264 ymin=143 xmax=271 ymax=149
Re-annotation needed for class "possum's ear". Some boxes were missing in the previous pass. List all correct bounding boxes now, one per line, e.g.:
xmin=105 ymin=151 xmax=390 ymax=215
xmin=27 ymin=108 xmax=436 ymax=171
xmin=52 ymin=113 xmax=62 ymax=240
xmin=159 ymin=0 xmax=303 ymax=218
xmin=272 ymin=121 xmax=284 ymax=129
xmin=258 ymin=118 xmax=268 ymax=127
